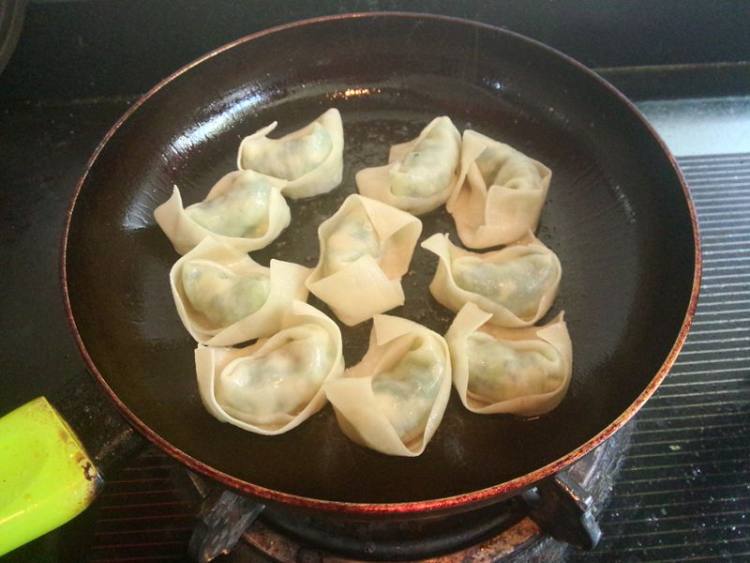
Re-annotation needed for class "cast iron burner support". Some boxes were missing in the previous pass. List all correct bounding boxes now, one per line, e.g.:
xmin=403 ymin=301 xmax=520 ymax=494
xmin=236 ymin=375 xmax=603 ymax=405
xmin=187 ymin=475 xmax=595 ymax=562
xmin=521 ymin=473 xmax=601 ymax=549
xmin=188 ymin=482 xmax=265 ymax=562
xmin=185 ymin=423 xmax=634 ymax=562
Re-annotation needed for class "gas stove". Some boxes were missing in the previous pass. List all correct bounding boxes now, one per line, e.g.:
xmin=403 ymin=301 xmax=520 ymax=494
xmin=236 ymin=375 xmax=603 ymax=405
xmin=1 ymin=2 xmax=749 ymax=561
xmin=3 ymin=97 xmax=746 ymax=563
xmin=82 ymin=422 xmax=632 ymax=562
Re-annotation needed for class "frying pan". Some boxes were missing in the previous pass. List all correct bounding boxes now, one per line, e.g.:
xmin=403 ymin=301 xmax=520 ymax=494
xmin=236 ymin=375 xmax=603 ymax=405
xmin=62 ymin=13 xmax=700 ymax=517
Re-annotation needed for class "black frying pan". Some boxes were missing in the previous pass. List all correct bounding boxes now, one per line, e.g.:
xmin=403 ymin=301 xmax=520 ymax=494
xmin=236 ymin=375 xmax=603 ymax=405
xmin=62 ymin=13 xmax=699 ymax=516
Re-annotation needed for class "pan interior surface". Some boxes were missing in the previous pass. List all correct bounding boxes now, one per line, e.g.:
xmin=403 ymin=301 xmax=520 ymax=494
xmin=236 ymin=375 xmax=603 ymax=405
xmin=65 ymin=15 xmax=696 ymax=505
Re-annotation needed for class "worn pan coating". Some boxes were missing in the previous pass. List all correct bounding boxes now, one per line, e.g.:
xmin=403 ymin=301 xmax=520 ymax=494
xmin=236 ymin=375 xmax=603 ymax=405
xmin=62 ymin=13 xmax=700 ymax=516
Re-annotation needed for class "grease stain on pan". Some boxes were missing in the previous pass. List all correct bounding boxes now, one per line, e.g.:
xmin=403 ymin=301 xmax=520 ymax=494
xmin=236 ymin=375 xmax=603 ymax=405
xmin=122 ymin=188 xmax=162 ymax=231
xmin=481 ymin=77 xmax=505 ymax=93
xmin=329 ymin=87 xmax=382 ymax=100
xmin=610 ymin=183 xmax=637 ymax=224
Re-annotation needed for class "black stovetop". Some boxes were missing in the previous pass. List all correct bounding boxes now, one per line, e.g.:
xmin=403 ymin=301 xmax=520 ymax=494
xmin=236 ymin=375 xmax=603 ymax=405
xmin=1 ymin=2 xmax=749 ymax=561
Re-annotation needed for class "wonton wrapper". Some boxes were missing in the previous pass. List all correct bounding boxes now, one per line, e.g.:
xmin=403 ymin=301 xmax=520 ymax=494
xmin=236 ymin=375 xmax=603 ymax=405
xmin=196 ymin=300 xmax=344 ymax=436
xmin=170 ymin=237 xmax=310 ymax=346
xmin=447 ymin=303 xmax=572 ymax=416
xmin=447 ymin=130 xmax=551 ymax=248
xmin=306 ymin=194 xmax=422 ymax=326
xmin=421 ymin=232 xmax=561 ymax=327
xmin=237 ymin=108 xmax=344 ymax=199
xmin=154 ymin=170 xmax=290 ymax=255
xmin=356 ymin=116 xmax=461 ymax=215
xmin=325 ymin=315 xmax=451 ymax=456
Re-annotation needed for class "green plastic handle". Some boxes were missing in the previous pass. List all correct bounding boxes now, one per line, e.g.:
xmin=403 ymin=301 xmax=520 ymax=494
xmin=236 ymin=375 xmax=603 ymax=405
xmin=0 ymin=396 xmax=102 ymax=556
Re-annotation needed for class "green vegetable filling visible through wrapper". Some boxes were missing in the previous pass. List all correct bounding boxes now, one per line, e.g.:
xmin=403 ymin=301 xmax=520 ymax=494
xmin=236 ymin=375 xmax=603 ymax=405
xmin=371 ymin=337 xmax=444 ymax=444
xmin=452 ymin=253 xmax=557 ymax=318
xmin=466 ymin=332 xmax=563 ymax=403
xmin=186 ymin=179 xmax=272 ymax=238
xmin=181 ymin=260 xmax=270 ymax=327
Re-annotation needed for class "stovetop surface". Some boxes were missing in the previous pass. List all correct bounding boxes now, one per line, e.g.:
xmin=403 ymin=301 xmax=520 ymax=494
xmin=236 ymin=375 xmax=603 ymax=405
xmin=2 ymin=3 xmax=750 ymax=561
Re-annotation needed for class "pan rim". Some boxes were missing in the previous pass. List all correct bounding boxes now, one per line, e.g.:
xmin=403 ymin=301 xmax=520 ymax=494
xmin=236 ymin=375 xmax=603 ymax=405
xmin=60 ymin=11 xmax=702 ymax=516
